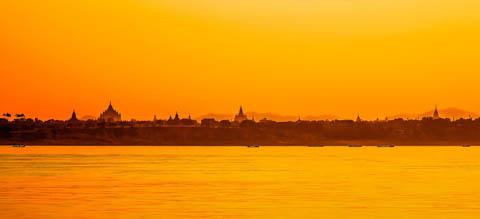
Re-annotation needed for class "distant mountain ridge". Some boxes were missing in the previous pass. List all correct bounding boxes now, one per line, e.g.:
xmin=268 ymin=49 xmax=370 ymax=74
xmin=390 ymin=107 xmax=479 ymax=120
xmin=198 ymin=108 xmax=479 ymax=122
xmin=197 ymin=112 xmax=338 ymax=122
xmin=77 ymin=108 xmax=478 ymax=122
xmin=81 ymin=115 xmax=97 ymax=120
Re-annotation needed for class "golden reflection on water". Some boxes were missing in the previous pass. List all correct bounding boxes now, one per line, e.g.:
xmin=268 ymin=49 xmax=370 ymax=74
xmin=1 ymin=146 xmax=479 ymax=218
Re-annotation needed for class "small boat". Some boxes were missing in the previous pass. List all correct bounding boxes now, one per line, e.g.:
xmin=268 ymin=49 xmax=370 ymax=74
xmin=308 ymin=145 xmax=325 ymax=147
xmin=348 ymin=144 xmax=363 ymax=147
xmin=462 ymin=144 xmax=472 ymax=147
xmin=12 ymin=144 xmax=26 ymax=148
xmin=377 ymin=144 xmax=395 ymax=148
xmin=247 ymin=144 xmax=260 ymax=148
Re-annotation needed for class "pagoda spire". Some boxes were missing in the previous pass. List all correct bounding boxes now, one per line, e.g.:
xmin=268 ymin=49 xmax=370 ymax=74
xmin=356 ymin=113 xmax=362 ymax=122
xmin=107 ymin=101 xmax=114 ymax=111
xmin=433 ymin=105 xmax=440 ymax=119
xmin=69 ymin=109 xmax=78 ymax=122
xmin=234 ymin=105 xmax=248 ymax=123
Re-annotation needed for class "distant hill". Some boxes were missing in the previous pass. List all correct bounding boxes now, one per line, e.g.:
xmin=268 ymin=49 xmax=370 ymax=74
xmin=80 ymin=115 xmax=97 ymax=120
xmin=197 ymin=108 xmax=479 ymax=122
xmin=390 ymin=108 xmax=479 ymax=120
xmin=197 ymin=112 xmax=338 ymax=122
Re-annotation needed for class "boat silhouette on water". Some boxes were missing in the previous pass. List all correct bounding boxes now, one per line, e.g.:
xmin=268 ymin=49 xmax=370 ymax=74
xmin=12 ymin=144 xmax=26 ymax=148
xmin=348 ymin=144 xmax=363 ymax=147
xmin=246 ymin=144 xmax=260 ymax=148
xmin=377 ymin=144 xmax=395 ymax=148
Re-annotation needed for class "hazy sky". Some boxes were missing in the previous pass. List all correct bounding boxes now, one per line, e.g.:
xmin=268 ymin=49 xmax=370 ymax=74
xmin=1 ymin=0 xmax=479 ymax=120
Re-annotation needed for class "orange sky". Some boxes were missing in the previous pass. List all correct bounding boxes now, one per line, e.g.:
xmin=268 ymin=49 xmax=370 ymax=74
xmin=1 ymin=0 xmax=480 ymax=120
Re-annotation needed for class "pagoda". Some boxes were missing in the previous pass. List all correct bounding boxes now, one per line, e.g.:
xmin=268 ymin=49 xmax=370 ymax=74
xmin=98 ymin=101 xmax=122 ymax=122
xmin=433 ymin=105 xmax=440 ymax=120
xmin=234 ymin=106 xmax=248 ymax=123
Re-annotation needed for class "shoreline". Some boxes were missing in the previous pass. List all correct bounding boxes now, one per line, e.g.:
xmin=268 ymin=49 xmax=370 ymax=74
xmin=1 ymin=144 xmax=476 ymax=147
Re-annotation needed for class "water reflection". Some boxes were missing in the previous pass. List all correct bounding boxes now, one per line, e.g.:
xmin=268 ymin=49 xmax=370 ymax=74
xmin=1 ymin=146 xmax=479 ymax=218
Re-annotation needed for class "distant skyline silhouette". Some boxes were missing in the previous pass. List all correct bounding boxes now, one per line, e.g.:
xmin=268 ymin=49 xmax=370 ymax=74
xmin=2 ymin=101 xmax=479 ymax=122
xmin=3 ymin=103 xmax=480 ymax=146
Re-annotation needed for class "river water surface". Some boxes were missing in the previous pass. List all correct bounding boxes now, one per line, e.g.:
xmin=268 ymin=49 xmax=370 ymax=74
xmin=1 ymin=146 xmax=479 ymax=218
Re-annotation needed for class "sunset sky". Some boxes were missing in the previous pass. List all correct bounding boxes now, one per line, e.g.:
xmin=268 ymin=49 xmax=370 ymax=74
xmin=1 ymin=0 xmax=480 ymax=120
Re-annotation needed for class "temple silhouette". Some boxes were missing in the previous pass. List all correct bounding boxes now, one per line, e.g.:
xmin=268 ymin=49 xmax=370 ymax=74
xmin=234 ymin=106 xmax=248 ymax=123
xmin=433 ymin=105 xmax=440 ymax=120
xmin=98 ymin=102 xmax=121 ymax=122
